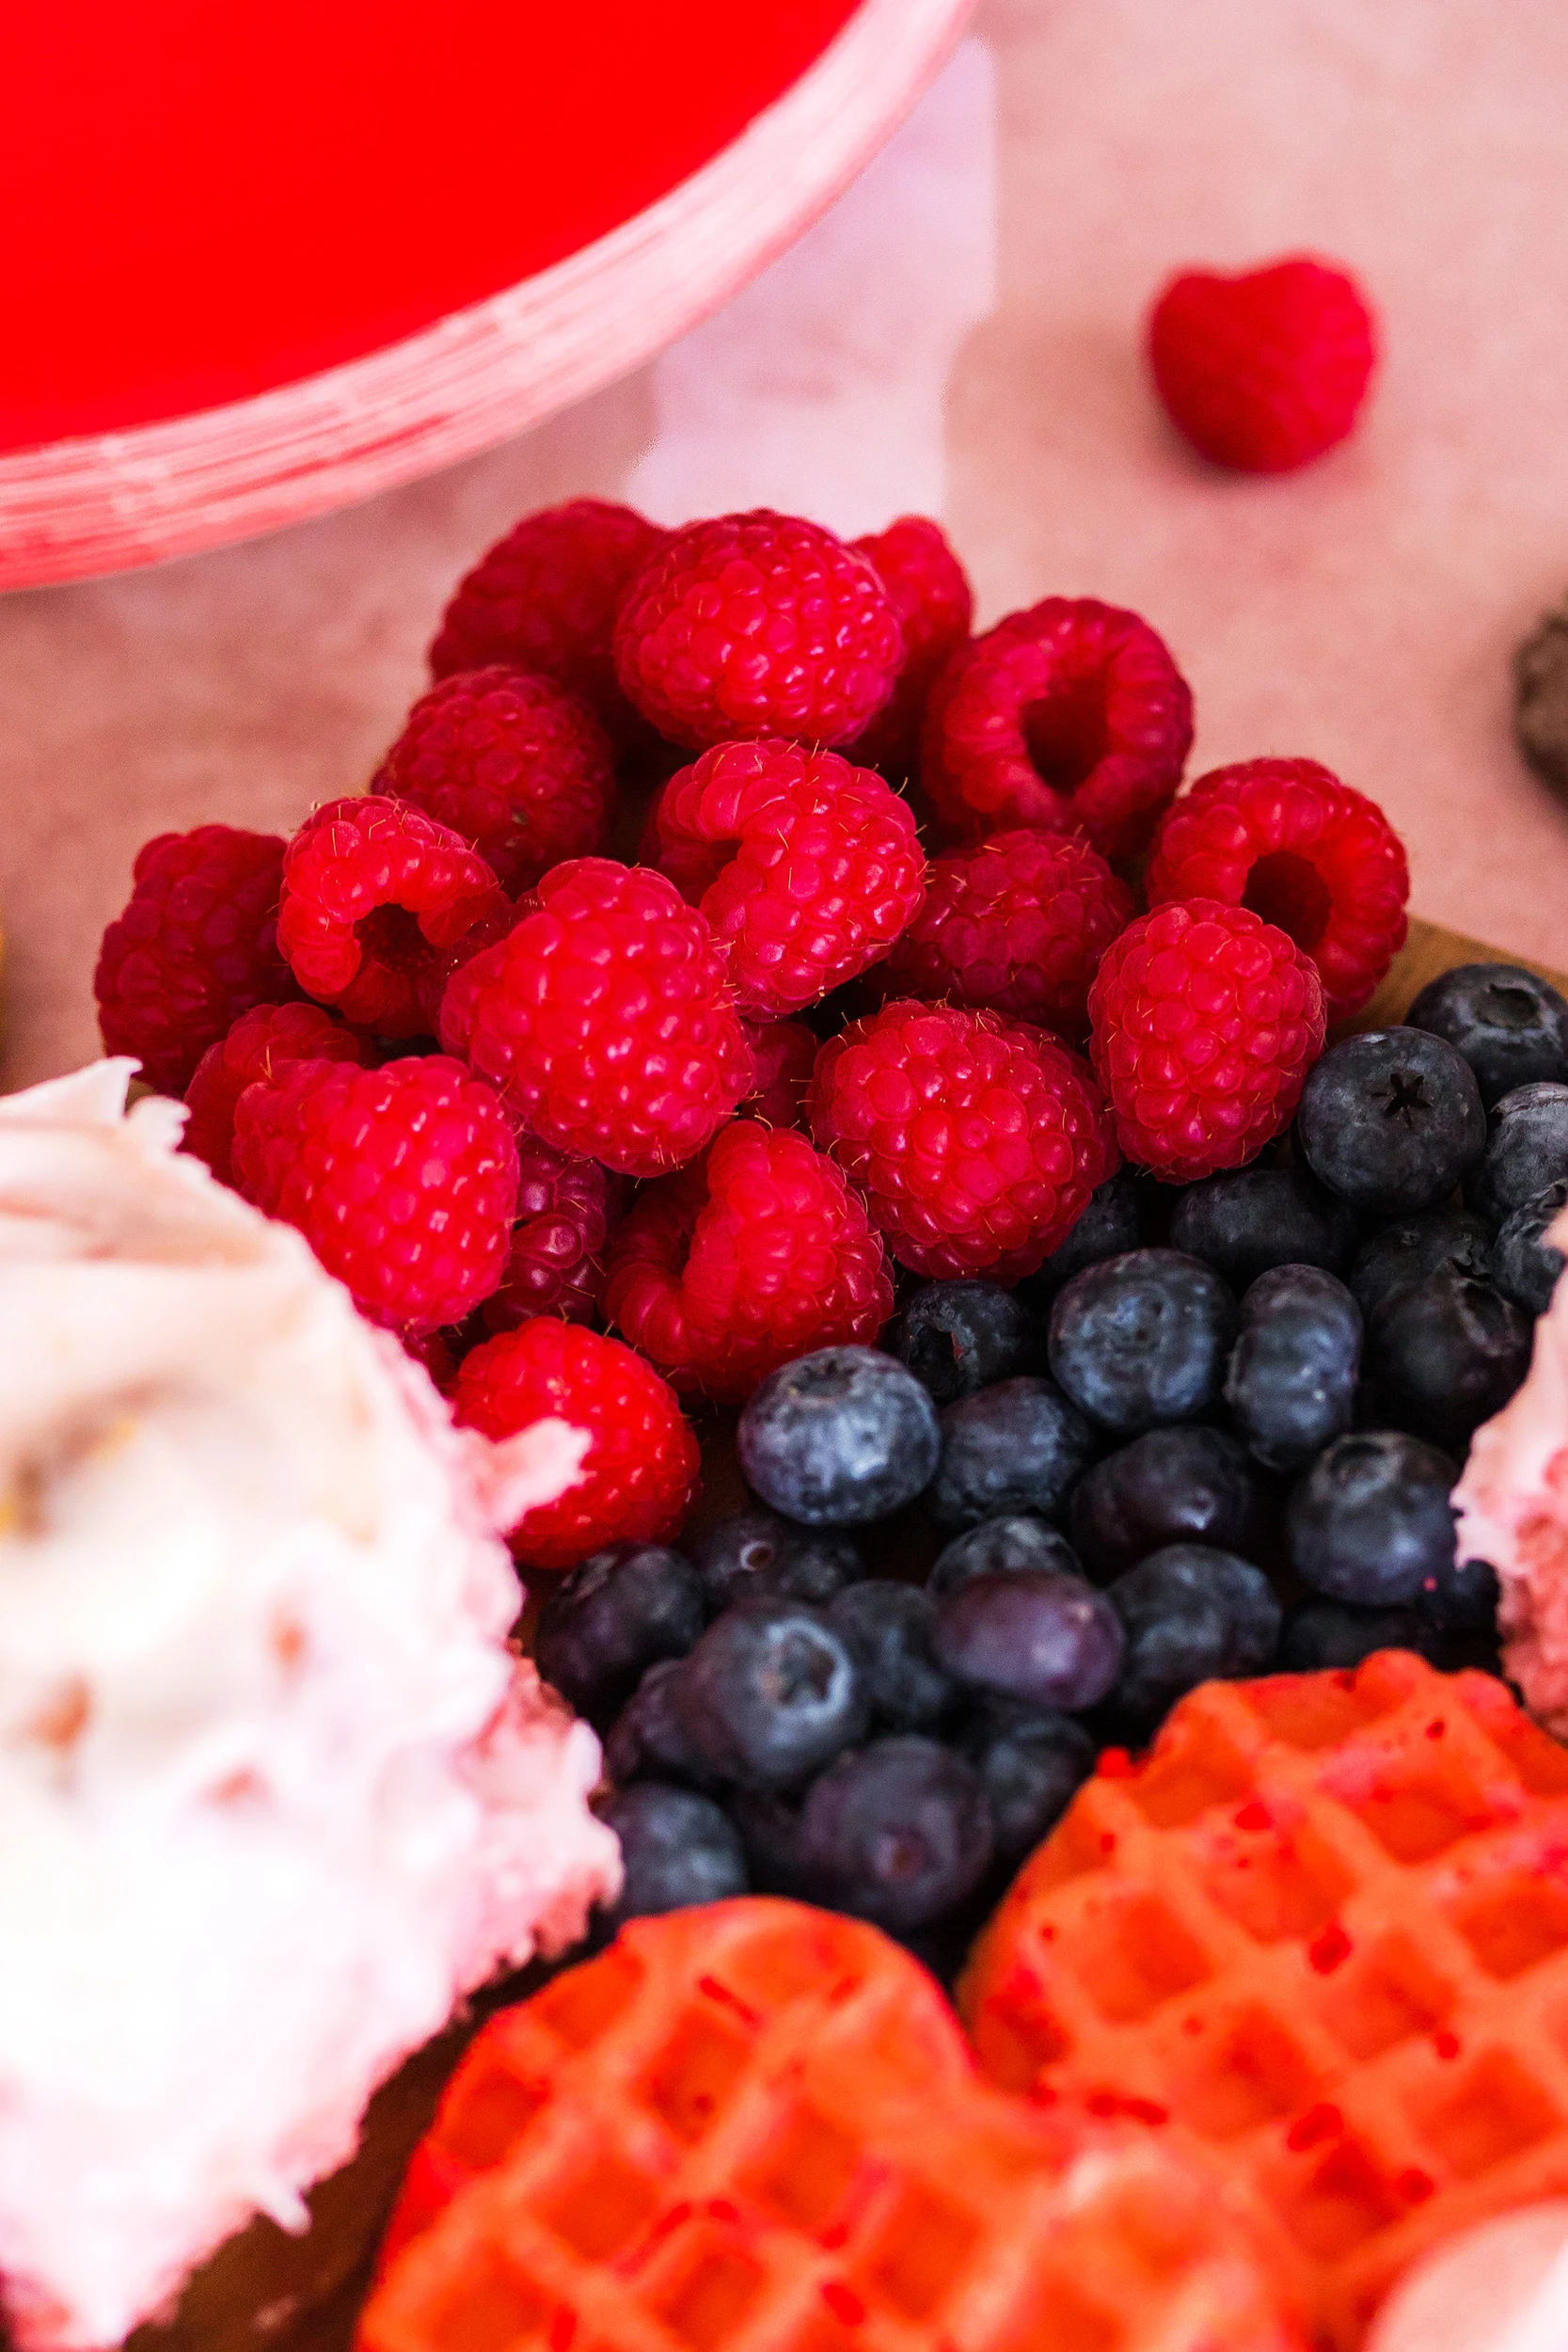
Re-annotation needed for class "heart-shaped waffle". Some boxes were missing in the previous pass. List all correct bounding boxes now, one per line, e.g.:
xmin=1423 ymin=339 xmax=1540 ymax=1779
xmin=959 ymin=1649 xmax=1568 ymax=2349
xmin=357 ymin=1899 xmax=1305 ymax=2352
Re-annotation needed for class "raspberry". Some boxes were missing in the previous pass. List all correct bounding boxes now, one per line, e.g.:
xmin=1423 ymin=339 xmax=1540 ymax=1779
xmin=741 ymin=1017 xmax=817 ymax=1131
xmin=1144 ymin=756 xmax=1409 ymax=1018
xmin=613 ymin=509 xmax=903 ymax=751
xmin=1148 ymin=255 xmax=1377 ymax=473
xmin=439 ymin=858 xmax=753 ymax=1178
xmin=278 ymin=795 xmax=506 ymax=1038
xmin=875 ymin=828 xmax=1134 ymax=1040
xmin=182 ymin=1000 xmax=364 ymax=1186
xmin=848 ymin=514 xmax=974 ymax=778
xmin=480 ymin=1136 xmax=623 ymax=1334
xmin=647 ymin=739 xmax=927 ymax=1017
xmin=451 ymin=1320 xmax=699 ymax=1571
xmin=921 ymin=598 xmax=1194 ymax=861
xmin=807 ymin=1002 xmax=1118 ymax=1281
xmin=428 ymin=498 xmax=668 ymax=743
xmin=231 ymin=1054 xmax=519 ymax=1335
xmin=1087 ymin=899 xmax=1326 ymax=1182
xmin=94 ymin=825 xmax=300 ymax=1093
xmin=372 ymin=665 xmax=614 ymax=897
xmin=605 ymin=1120 xmax=895 ymax=1403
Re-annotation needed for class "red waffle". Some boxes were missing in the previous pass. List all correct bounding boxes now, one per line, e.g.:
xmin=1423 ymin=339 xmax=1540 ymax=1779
xmin=359 ymin=1899 xmax=1305 ymax=2352
xmin=958 ymin=1651 xmax=1568 ymax=2348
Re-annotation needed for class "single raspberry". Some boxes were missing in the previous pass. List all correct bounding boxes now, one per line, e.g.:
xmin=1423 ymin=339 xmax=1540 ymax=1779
xmin=613 ymin=509 xmax=903 ymax=751
xmin=182 ymin=1000 xmax=364 ymax=1186
xmin=481 ymin=1136 xmax=623 ymax=1334
xmin=807 ymin=1001 xmax=1118 ymax=1281
xmin=647 ymin=739 xmax=927 ymax=1017
xmin=372 ymin=665 xmax=615 ymax=897
xmin=94 ymin=826 xmax=300 ymax=1093
xmin=1144 ymin=756 xmax=1409 ymax=1019
xmin=741 ymin=1017 xmax=817 ymax=1131
xmin=921 ymin=598 xmax=1194 ymax=861
xmin=277 ymin=794 xmax=506 ymax=1038
xmin=231 ymin=1054 xmax=519 ymax=1335
xmin=875 ymin=828 xmax=1134 ymax=1040
xmin=605 ymin=1120 xmax=895 ymax=1403
xmin=428 ymin=498 xmax=668 ymax=743
xmin=1148 ymin=255 xmax=1377 ymax=473
xmin=848 ymin=515 xmax=974 ymax=778
xmin=451 ymin=1319 xmax=699 ymax=1571
xmin=439 ymin=858 xmax=754 ymax=1178
xmin=1087 ymin=898 xmax=1326 ymax=1182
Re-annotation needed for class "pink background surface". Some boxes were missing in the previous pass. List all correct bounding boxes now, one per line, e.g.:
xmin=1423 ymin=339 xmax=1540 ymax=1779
xmin=6 ymin=0 xmax=1568 ymax=1091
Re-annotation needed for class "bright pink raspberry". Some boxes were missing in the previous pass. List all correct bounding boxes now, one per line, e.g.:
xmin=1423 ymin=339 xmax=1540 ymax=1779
xmin=875 ymin=829 xmax=1134 ymax=1040
xmin=920 ymin=598 xmax=1194 ymax=862
xmin=1148 ymin=256 xmax=1377 ymax=474
xmin=182 ymin=1000 xmax=364 ymax=1186
xmin=372 ymin=665 xmax=615 ymax=896
xmin=451 ymin=1320 xmax=700 ymax=1572
xmin=807 ymin=1002 xmax=1118 ymax=1281
xmin=231 ymin=1054 xmax=519 ymax=1335
xmin=438 ymin=857 xmax=753 ymax=1178
xmin=94 ymin=826 xmax=300 ymax=1093
xmin=429 ymin=498 xmax=669 ymax=744
xmin=613 ymin=509 xmax=903 ymax=751
xmin=741 ymin=1018 xmax=817 ymax=1131
xmin=647 ymin=739 xmax=927 ymax=1017
xmin=278 ymin=795 xmax=506 ymax=1038
xmin=1145 ymin=756 xmax=1409 ymax=1018
xmin=481 ymin=1137 xmax=624 ymax=1334
xmin=848 ymin=515 xmax=974 ymax=779
xmin=1088 ymin=898 xmax=1326 ymax=1181
xmin=605 ymin=1120 xmax=895 ymax=1404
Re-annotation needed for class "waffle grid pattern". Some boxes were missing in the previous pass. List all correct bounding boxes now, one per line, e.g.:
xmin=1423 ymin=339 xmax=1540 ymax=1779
xmin=958 ymin=1650 xmax=1568 ymax=2347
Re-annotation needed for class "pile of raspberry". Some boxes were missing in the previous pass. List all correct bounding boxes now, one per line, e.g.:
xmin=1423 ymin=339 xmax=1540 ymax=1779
xmin=96 ymin=494 xmax=1414 ymax=1578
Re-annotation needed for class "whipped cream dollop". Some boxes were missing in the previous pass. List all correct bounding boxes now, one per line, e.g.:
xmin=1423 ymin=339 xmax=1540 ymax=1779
xmin=0 ymin=1063 xmax=620 ymax=2351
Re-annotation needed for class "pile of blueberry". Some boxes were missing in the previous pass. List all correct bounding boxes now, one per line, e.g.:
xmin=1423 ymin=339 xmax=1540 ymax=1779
xmin=551 ymin=963 xmax=1568 ymax=1971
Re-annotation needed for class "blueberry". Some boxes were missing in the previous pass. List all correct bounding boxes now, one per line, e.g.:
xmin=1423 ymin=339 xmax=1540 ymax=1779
xmin=1287 ymin=1430 xmax=1459 ymax=1606
xmin=1349 ymin=1205 xmax=1494 ymax=1319
xmin=535 ymin=1543 xmax=705 ymax=1727
xmin=884 ymin=1280 xmax=1044 ymax=1403
xmin=1069 ymin=1425 xmax=1262 ymax=1580
xmin=794 ymin=1736 xmax=994 ymax=1931
xmin=603 ymin=1661 xmax=725 ymax=1794
xmin=595 ymin=1784 xmax=749 ymax=1925
xmin=738 ymin=1346 xmax=940 ymax=1526
xmin=927 ymin=1375 xmax=1096 ymax=1533
xmin=726 ymin=1789 xmax=806 ymax=1895
xmin=1101 ymin=1545 xmax=1281 ymax=1736
xmin=1407 ymin=962 xmax=1568 ymax=1107
xmin=1490 ymin=1180 xmax=1568 ymax=1314
xmin=1470 ymin=1083 xmax=1568 ymax=1224
xmin=1366 ymin=1272 xmax=1532 ymax=1450
xmin=1223 ymin=1264 xmax=1362 ymax=1472
xmin=1279 ymin=1598 xmax=1443 ymax=1672
xmin=1022 ymin=1168 xmax=1143 ymax=1295
xmin=1415 ymin=1550 xmax=1500 ymax=1633
xmin=689 ymin=1509 xmax=861 ymax=1617
xmin=956 ymin=1700 xmax=1096 ymax=1867
xmin=931 ymin=1568 xmax=1123 ymax=1710
xmin=1169 ymin=1168 xmax=1360 ymax=1290
xmin=826 ymin=1581 xmax=958 ymax=1732
xmin=1048 ymin=1248 xmax=1238 ymax=1436
xmin=1296 ymin=1029 xmax=1487 ymax=1214
xmin=928 ymin=1516 xmax=1084 ymax=1597
xmin=676 ymin=1598 xmax=869 ymax=1792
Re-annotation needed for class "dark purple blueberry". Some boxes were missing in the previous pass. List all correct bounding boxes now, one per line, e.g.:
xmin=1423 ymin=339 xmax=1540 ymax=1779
xmin=1279 ymin=1598 xmax=1444 ymax=1672
xmin=603 ymin=1661 xmax=725 ymax=1794
xmin=794 ymin=1736 xmax=994 ymax=1931
xmin=1022 ymin=1168 xmax=1143 ymax=1295
xmin=737 ymin=1346 xmax=940 ymax=1526
xmin=1169 ymin=1167 xmax=1361 ymax=1289
xmin=1224 ymin=1263 xmax=1362 ymax=1472
xmin=1069 ymin=1425 xmax=1261 ymax=1580
xmin=689 ymin=1509 xmax=861 ymax=1617
xmin=1489 ymin=1180 xmax=1568 ymax=1315
xmin=1366 ymin=1272 xmax=1531 ymax=1450
xmin=927 ymin=1375 xmax=1096 ymax=1532
xmin=1101 ymin=1545 xmax=1281 ymax=1737
xmin=595 ymin=1784 xmax=749 ymax=1924
xmin=884 ymin=1280 xmax=1044 ymax=1403
xmin=826 ymin=1581 xmax=958 ymax=1732
xmin=534 ymin=1543 xmax=704 ymax=1728
xmin=1296 ymin=1029 xmax=1486 ymax=1215
xmin=927 ymin=1516 xmax=1083 ymax=1597
xmin=1287 ymin=1430 xmax=1459 ymax=1607
xmin=726 ymin=1790 xmax=806 ymax=1895
xmin=676 ymin=1598 xmax=869 ymax=1792
xmin=1349 ymin=1206 xmax=1494 ymax=1320
xmin=956 ymin=1700 xmax=1096 ymax=1867
xmin=1469 ymin=1083 xmax=1568 ymax=1224
xmin=931 ymin=1568 xmax=1123 ymax=1710
xmin=1407 ymin=962 xmax=1568 ymax=1108
xmin=1414 ymin=1550 xmax=1500 ymax=1634
xmin=1047 ymin=1249 xmax=1238 ymax=1436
